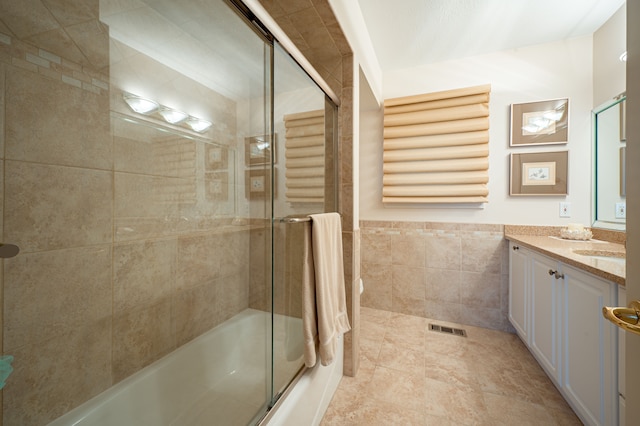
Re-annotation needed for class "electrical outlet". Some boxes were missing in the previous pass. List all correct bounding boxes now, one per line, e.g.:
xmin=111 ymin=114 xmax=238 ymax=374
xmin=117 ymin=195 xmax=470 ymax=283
xmin=615 ymin=202 xmax=626 ymax=219
xmin=559 ymin=202 xmax=571 ymax=218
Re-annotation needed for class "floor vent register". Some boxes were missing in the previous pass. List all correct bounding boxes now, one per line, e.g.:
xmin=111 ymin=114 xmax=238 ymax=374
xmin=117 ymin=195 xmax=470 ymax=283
xmin=428 ymin=323 xmax=467 ymax=337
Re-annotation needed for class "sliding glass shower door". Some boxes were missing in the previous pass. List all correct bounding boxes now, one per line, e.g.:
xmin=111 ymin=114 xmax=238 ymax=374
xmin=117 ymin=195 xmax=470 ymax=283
xmin=0 ymin=0 xmax=274 ymax=424
xmin=270 ymin=41 xmax=338 ymax=400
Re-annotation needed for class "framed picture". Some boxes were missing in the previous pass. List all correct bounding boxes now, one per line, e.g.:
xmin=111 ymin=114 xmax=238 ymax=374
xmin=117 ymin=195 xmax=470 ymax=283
xmin=244 ymin=134 xmax=276 ymax=166
xmin=245 ymin=169 xmax=274 ymax=198
xmin=510 ymin=98 xmax=569 ymax=146
xmin=205 ymin=145 xmax=228 ymax=171
xmin=510 ymin=151 xmax=568 ymax=196
xmin=206 ymin=171 xmax=228 ymax=201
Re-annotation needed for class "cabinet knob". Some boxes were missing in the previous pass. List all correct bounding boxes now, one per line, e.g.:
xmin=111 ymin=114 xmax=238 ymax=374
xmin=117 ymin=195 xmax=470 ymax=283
xmin=548 ymin=269 xmax=564 ymax=279
xmin=512 ymin=246 xmax=519 ymax=251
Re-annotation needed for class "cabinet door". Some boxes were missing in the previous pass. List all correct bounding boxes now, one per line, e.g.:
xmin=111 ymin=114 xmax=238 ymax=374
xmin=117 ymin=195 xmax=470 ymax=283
xmin=562 ymin=264 xmax=616 ymax=426
xmin=509 ymin=242 xmax=529 ymax=342
xmin=529 ymin=253 xmax=562 ymax=385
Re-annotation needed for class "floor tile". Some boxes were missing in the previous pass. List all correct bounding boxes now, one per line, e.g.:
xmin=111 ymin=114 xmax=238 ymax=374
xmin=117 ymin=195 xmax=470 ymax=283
xmin=323 ymin=308 xmax=582 ymax=425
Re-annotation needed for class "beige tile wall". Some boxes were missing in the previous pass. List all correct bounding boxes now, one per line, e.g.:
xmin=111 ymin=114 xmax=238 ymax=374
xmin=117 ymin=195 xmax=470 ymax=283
xmin=0 ymin=23 xmax=253 ymax=426
xmin=361 ymin=221 xmax=513 ymax=332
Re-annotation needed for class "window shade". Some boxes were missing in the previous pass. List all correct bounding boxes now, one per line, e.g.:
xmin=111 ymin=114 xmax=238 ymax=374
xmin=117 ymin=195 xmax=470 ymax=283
xmin=284 ymin=109 xmax=325 ymax=203
xmin=383 ymin=84 xmax=491 ymax=204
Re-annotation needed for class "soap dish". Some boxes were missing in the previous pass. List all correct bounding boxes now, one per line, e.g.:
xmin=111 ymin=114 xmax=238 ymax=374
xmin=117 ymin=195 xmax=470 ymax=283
xmin=560 ymin=228 xmax=593 ymax=240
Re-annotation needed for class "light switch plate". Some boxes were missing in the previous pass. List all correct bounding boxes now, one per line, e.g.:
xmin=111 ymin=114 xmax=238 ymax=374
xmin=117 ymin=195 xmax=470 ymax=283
xmin=559 ymin=202 xmax=571 ymax=218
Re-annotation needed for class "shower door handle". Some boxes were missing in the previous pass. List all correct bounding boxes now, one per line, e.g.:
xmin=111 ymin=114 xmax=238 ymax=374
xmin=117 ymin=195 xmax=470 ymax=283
xmin=0 ymin=244 xmax=19 ymax=259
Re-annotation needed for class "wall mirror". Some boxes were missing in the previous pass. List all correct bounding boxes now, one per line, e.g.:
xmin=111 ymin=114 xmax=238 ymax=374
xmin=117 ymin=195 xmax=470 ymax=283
xmin=593 ymin=95 xmax=626 ymax=230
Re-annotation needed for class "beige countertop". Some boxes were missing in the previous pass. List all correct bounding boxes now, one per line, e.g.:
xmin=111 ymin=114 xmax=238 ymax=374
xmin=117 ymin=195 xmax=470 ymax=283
xmin=505 ymin=234 xmax=625 ymax=286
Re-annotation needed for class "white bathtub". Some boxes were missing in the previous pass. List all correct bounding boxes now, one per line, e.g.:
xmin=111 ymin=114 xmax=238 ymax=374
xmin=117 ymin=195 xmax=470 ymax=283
xmin=48 ymin=309 xmax=342 ymax=426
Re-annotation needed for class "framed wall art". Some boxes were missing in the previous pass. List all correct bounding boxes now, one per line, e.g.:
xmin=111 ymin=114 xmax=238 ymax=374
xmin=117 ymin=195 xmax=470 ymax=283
xmin=510 ymin=151 xmax=568 ymax=196
xmin=206 ymin=171 xmax=229 ymax=201
xmin=244 ymin=134 xmax=276 ymax=166
xmin=245 ymin=169 xmax=274 ymax=199
xmin=510 ymin=98 xmax=569 ymax=146
xmin=205 ymin=145 xmax=228 ymax=171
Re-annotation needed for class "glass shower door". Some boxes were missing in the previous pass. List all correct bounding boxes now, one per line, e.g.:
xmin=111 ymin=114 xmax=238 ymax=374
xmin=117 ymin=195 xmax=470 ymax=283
xmin=0 ymin=0 xmax=273 ymax=424
xmin=270 ymin=41 xmax=338 ymax=401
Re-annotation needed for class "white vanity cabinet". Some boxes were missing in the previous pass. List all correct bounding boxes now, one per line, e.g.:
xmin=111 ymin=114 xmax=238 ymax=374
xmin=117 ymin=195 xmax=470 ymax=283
xmin=529 ymin=251 xmax=563 ymax=386
xmin=561 ymin=262 xmax=617 ymax=426
xmin=508 ymin=243 xmax=618 ymax=426
xmin=508 ymin=242 xmax=529 ymax=341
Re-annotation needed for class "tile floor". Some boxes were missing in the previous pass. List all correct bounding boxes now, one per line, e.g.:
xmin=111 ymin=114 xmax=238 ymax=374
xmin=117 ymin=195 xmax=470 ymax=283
xmin=321 ymin=307 xmax=583 ymax=425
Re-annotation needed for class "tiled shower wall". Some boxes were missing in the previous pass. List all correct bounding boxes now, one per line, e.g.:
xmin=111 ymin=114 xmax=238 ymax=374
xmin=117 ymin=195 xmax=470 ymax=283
xmin=361 ymin=221 xmax=514 ymax=332
xmin=0 ymin=24 xmax=252 ymax=426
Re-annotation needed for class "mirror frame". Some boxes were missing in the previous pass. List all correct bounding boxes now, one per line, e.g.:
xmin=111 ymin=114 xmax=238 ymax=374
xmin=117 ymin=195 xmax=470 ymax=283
xmin=592 ymin=95 xmax=626 ymax=231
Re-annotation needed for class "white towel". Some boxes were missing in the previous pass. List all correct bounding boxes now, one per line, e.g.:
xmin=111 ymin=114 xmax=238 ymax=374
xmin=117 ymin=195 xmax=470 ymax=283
xmin=301 ymin=221 xmax=319 ymax=367
xmin=307 ymin=212 xmax=351 ymax=367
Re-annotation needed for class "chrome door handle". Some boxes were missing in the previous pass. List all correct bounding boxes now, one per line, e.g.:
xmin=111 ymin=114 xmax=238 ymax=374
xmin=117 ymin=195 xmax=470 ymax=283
xmin=0 ymin=244 xmax=19 ymax=259
xmin=603 ymin=301 xmax=640 ymax=336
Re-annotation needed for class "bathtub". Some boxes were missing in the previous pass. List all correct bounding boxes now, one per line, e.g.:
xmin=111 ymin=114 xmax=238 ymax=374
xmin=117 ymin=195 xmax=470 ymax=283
xmin=48 ymin=309 xmax=342 ymax=426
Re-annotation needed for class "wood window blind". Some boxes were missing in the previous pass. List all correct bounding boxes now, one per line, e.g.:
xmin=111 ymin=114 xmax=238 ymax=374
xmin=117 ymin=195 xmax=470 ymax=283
xmin=383 ymin=84 xmax=491 ymax=204
xmin=284 ymin=109 xmax=325 ymax=203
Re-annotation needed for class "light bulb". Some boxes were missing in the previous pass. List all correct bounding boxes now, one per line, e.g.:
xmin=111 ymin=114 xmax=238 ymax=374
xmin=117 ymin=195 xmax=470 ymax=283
xmin=159 ymin=107 xmax=189 ymax=124
xmin=186 ymin=117 xmax=212 ymax=132
xmin=123 ymin=93 xmax=159 ymax=114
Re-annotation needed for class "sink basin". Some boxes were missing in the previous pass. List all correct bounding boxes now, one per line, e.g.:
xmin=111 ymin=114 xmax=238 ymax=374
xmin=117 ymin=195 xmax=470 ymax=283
xmin=573 ymin=249 xmax=625 ymax=265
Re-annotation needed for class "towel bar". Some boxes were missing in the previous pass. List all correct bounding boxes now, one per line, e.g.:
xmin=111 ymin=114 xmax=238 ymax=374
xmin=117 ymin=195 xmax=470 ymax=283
xmin=280 ymin=217 xmax=311 ymax=223
xmin=278 ymin=213 xmax=341 ymax=224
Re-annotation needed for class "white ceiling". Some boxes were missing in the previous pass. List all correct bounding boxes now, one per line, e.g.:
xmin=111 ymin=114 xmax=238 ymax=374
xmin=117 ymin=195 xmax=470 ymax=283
xmin=357 ymin=0 xmax=626 ymax=72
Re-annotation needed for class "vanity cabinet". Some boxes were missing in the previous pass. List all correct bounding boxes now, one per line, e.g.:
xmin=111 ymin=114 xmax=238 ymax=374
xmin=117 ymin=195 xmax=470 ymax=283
xmin=508 ymin=242 xmax=618 ymax=426
xmin=508 ymin=242 xmax=528 ymax=341
xmin=530 ymin=252 xmax=562 ymax=386
xmin=562 ymin=262 xmax=617 ymax=426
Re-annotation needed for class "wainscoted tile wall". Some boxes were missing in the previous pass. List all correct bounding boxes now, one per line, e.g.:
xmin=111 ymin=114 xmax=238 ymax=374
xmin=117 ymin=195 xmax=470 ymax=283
xmin=360 ymin=221 xmax=513 ymax=332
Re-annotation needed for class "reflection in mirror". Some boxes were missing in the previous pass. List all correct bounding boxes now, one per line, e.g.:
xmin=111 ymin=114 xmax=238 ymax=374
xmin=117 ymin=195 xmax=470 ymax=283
xmin=593 ymin=95 xmax=626 ymax=230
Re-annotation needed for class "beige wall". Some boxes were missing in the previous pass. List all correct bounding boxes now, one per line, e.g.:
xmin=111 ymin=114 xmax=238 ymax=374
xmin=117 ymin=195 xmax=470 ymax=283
xmin=362 ymin=36 xmax=594 ymax=226
xmin=593 ymin=3 xmax=626 ymax=107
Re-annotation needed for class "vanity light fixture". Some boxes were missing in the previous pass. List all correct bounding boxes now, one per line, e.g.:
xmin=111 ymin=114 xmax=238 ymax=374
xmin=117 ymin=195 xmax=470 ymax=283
xmin=123 ymin=93 xmax=159 ymax=114
xmin=619 ymin=51 xmax=627 ymax=62
xmin=122 ymin=91 xmax=213 ymax=133
xmin=186 ymin=117 xmax=212 ymax=133
xmin=158 ymin=107 xmax=189 ymax=124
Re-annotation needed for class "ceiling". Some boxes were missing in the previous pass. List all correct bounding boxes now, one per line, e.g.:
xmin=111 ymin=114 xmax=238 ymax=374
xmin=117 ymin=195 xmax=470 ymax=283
xmin=357 ymin=0 xmax=626 ymax=72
